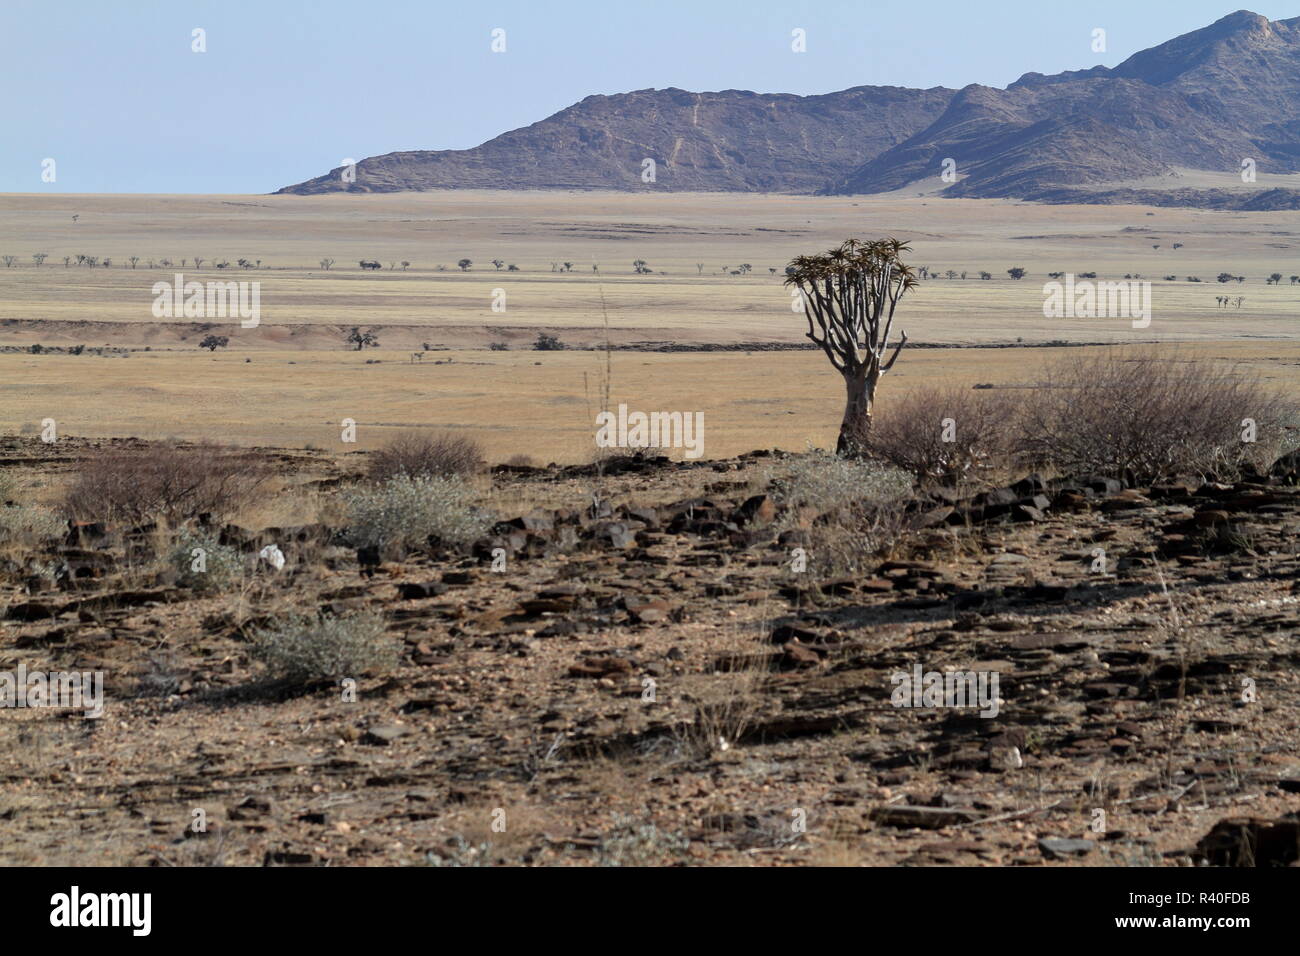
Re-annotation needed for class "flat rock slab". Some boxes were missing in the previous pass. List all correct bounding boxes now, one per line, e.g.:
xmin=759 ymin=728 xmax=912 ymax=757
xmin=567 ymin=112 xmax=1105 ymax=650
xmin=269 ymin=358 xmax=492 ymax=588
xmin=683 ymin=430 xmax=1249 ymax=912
xmin=872 ymin=805 xmax=983 ymax=829
xmin=1038 ymin=837 xmax=1096 ymax=859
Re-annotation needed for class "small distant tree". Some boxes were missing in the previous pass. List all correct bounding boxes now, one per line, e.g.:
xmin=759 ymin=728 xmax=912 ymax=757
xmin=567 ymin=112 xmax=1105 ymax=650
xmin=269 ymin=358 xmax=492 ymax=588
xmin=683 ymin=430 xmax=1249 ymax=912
xmin=979 ymin=271 xmax=991 ymax=280
xmin=633 ymin=259 xmax=651 ymax=274
xmin=401 ymin=261 xmax=410 ymax=270
xmin=192 ymin=257 xmax=204 ymax=269
xmin=62 ymin=256 xmax=71 ymax=268
xmin=507 ymin=264 xmax=519 ymax=271
xmin=320 ymin=258 xmax=334 ymax=270
xmin=492 ymin=259 xmax=504 ymax=270
xmin=563 ymin=262 xmax=574 ymax=272
xmin=200 ymin=334 xmax=229 ymax=352
xmin=1172 ymin=243 xmax=1183 ymax=251
xmin=457 ymin=258 xmax=472 ymax=271
xmin=128 ymin=256 xmax=140 ymax=269
xmin=697 ymin=263 xmax=705 ymax=275
xmin=1268 ymin=273 xmax=1283 ymax=285
xmin=346 ymin=327 xmax=380 ymax=350
xmin=533 ymin=333 xmax=565 ymax=351
xmin=1007 ymin=267 xmax=1027 ymax=280
xmin=2 ymin=256 xmax=18 ymax=268
xmin=32 ymin=253 xmax=47 ymax=267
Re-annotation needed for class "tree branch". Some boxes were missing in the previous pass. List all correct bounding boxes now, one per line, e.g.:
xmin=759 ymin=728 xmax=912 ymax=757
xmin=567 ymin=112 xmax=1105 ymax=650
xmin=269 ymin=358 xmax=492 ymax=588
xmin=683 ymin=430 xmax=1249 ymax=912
xmin=881 ymin=330 xmax=908 ymax=372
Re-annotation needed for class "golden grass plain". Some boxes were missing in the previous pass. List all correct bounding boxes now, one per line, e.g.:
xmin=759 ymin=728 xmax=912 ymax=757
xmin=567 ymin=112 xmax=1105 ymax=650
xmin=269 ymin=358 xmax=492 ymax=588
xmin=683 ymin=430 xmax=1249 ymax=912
xmin=1 ymin=190 xmax=1298 ymax=461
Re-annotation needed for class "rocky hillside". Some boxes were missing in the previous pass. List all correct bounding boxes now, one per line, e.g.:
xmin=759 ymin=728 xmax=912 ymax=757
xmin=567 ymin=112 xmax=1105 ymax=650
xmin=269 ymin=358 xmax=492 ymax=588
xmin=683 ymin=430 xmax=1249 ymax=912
xmin=277 ymin=86 xmax=955 ymax=195
xmin=278 ymin=12 xmax=1300 ymax=208
xmin=3 ymin=437 xmax=1299 ymax=866
xmin=830 ymin=11 xmax=1300 ymax=205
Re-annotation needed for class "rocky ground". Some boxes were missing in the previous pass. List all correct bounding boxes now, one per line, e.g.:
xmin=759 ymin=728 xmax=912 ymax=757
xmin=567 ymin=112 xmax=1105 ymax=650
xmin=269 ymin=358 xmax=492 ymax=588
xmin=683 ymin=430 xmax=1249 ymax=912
xmin=1 ymin=437 xmax=1297 ymax=867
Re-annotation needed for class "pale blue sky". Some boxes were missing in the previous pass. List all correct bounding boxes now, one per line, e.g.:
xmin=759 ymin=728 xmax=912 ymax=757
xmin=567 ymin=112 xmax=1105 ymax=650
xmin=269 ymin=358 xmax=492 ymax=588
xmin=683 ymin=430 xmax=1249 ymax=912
xmin=1 ymin=1 xmax=1290 ymax=193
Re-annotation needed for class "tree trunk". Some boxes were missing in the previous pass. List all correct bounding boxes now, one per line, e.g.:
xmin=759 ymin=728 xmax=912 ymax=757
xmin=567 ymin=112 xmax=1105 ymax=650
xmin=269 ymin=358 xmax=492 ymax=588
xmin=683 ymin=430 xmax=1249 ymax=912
xmin=837 ymin=369 xmax=873 ymax=456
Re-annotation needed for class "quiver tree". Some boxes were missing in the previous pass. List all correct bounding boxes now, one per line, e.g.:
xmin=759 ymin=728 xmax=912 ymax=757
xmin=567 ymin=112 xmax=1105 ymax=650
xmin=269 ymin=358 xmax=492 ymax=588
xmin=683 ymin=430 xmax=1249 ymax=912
xmin=785 ymin=238 xmax=916 ymax=456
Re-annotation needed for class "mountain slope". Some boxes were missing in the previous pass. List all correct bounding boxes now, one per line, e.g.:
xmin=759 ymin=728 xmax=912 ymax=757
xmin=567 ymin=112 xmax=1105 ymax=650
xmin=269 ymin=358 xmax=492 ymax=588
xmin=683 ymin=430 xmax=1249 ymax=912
xmin=828 ymin=11 xmax=1300 ymax=201
xmin=278 ymin=11 xmax=1300 ymax=206
xmin=277 ymin=86 xmax=954 ymax=195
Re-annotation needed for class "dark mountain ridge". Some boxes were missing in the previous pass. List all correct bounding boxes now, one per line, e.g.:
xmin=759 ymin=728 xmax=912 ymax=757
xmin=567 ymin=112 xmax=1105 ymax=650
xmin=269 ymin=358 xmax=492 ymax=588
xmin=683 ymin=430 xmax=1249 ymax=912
xmin=278 ymin=11 xmax=1300 ymax=208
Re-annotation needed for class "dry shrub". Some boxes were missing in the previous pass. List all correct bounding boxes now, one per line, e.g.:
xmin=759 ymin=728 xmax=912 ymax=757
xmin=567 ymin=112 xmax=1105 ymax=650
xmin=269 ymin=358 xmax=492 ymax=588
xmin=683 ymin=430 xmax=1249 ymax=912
xmin=595 ymin=815 xmax=690 ymax=867
xmin=865 ymin=385 xmax=1020 ymax=485
xmin=343 ymin=474 xmax=492 ymax=551
xmin=64 ymin=443 xmax=270 ymax=524
xmin=1017 ymin=351 xmax=1299 ymax=482
xmin=168 ymin=529 xmax=244 ymax=592
xmin=0 ymin=504 xmax=65 ymax=544
xmin=670 ymin=618 xmax=775 ymax=761
xmin=368 ymin=431 xmax=483 ymax=481
xmin=763 ymin=451 xmax=913 ymax=577
xmin=251 ymin=609 xmax=399 ymax=684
